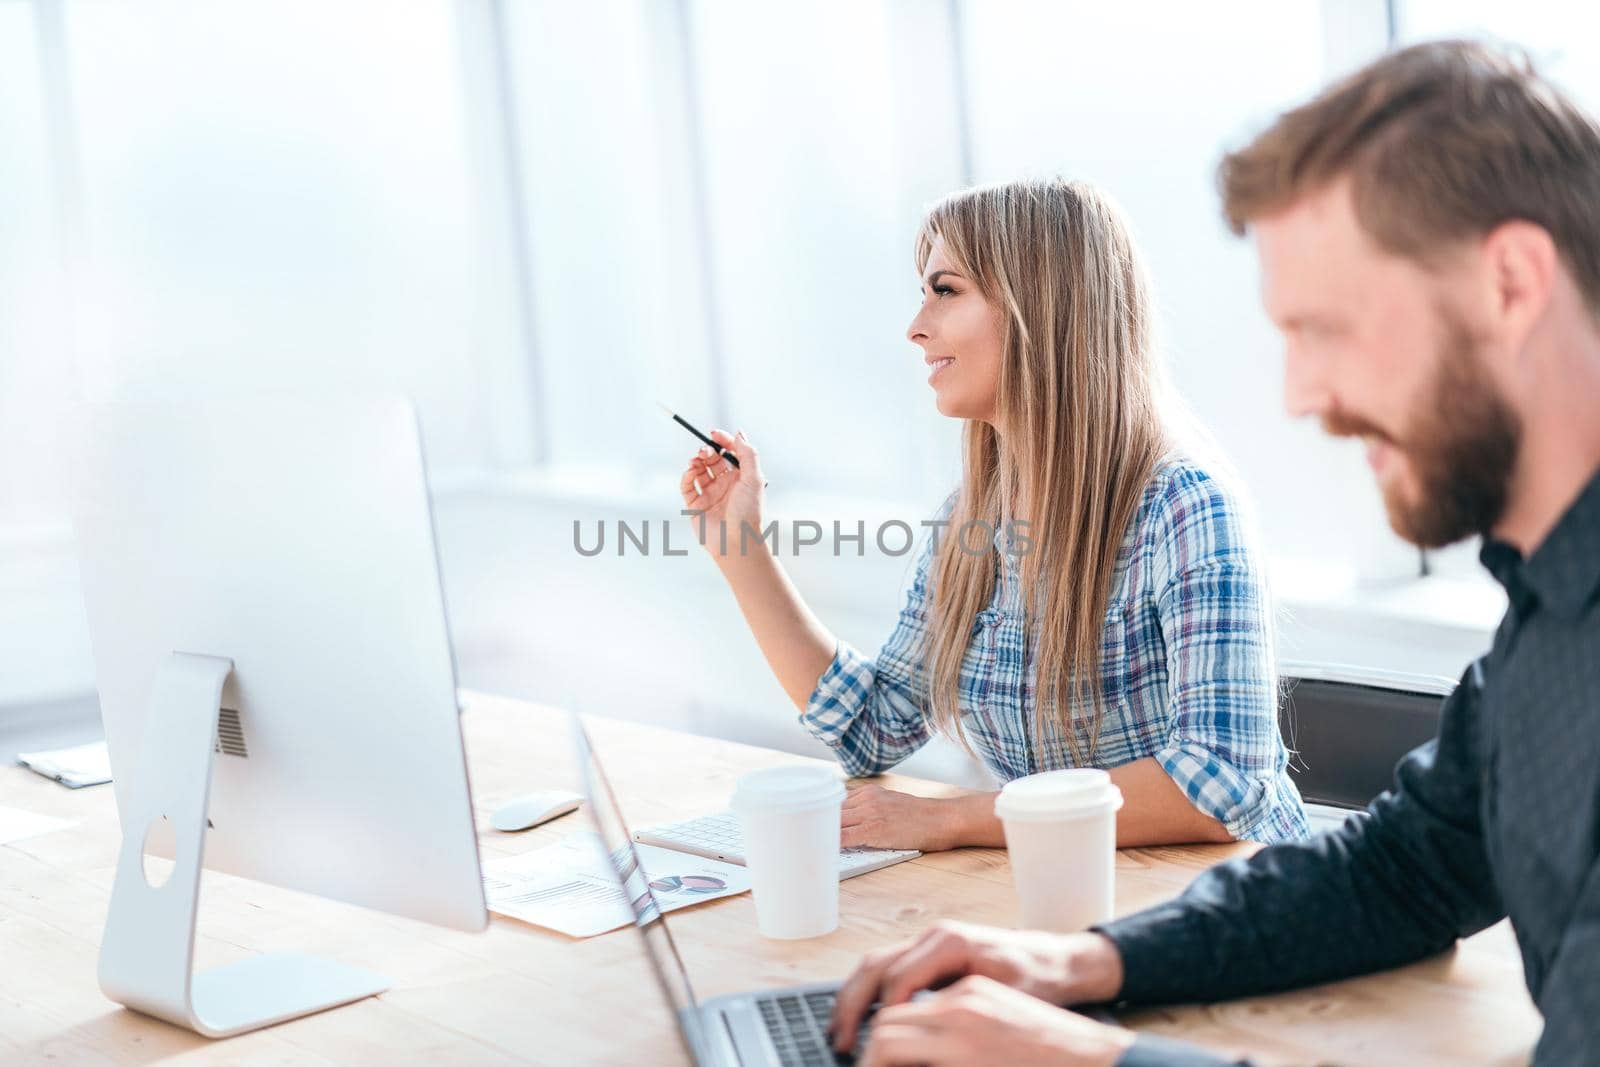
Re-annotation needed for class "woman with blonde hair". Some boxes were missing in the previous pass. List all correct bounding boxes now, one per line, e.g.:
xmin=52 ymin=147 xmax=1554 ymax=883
xmin=680 ymin=178 xmax=1308 ymax=848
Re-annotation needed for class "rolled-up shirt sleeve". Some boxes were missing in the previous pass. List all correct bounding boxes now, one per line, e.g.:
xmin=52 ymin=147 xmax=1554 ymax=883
xmin=799 ymin=516 xmax=942 ymax=777
xmin=1149 ymin=468 xmax=1304 ymax=842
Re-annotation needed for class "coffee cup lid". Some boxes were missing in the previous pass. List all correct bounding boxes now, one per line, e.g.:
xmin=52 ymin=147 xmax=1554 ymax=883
xmin=731 ymin=764 xmax=846 ymax=814
xmin=994 ymin=768 xmax=1123 ymax=821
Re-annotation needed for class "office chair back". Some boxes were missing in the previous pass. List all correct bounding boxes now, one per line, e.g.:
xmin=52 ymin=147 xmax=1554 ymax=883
xmin=1278 ymin=663 xmax=1455 ymax=811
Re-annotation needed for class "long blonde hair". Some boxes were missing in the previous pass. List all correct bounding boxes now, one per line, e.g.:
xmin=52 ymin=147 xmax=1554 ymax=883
xmin=918 ymin=179 xmax=1168 ymax=764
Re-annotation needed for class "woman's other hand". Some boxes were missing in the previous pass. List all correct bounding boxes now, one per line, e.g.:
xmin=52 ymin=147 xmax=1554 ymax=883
xmin=842 ymin=784 xmax=976 ymax=852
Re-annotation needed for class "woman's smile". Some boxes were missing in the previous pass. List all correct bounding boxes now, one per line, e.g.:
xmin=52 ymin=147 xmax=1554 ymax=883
xmin=906 ymin=239 xmax=1003 ymax=421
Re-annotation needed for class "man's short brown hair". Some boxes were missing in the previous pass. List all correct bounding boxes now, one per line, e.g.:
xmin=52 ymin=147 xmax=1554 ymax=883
xmin=1219 ymin=40 xmax=1600 ymax=314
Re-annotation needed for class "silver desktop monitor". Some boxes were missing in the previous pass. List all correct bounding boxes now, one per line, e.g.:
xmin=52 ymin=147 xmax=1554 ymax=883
xmin=71 ymin=393 xmax=487 ymax=1038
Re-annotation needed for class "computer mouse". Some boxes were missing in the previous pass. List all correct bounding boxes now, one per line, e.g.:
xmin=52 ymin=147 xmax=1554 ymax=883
xmin=490 ymin=790 xmax=583 ymax=832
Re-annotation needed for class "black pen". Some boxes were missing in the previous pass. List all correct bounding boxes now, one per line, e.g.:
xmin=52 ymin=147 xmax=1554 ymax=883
xmin=658 ymin=402 xmax=741 ymax=468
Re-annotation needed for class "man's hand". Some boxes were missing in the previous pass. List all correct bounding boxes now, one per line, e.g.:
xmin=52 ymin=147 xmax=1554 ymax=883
xmin=858 ymin=975 xmax=1135 ymax=1067
xmin=829 ymin=921 xmax=1125 ymax=1053
xmin=842 ymin=785 xmax=970 ymax=850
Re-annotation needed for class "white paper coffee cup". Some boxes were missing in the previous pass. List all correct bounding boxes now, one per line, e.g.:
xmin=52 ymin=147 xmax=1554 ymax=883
xmin=731 ymin=765 xmax=846 ymax=939
xmin=995 ymin=768 xmax=1124 ymax=932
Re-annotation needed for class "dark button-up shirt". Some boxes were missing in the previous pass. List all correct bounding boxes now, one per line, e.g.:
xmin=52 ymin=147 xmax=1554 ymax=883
xmin=1098 ymin=466 xmax=1600 ymax=1066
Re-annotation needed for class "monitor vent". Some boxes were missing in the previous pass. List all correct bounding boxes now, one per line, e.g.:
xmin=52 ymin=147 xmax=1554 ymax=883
xmin=215 ymin=707 xmax=249 ymax=758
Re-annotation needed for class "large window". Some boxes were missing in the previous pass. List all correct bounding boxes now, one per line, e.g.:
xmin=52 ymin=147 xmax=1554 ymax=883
xmin=957 ymin=0 xmax=1407 ymax=578
xmin=499 ymin=2 xmax=960 ymax=501
xmin=59 ymin=0 xmax=490 ymax=467
xmin=3 ymin=0 xmax=1427 ymax=708
xmin=1398 ymin=1 xmax=1600 ymax=106
xmin=1 ymin=1 xmax=1410 ymax=527
xmin=1393 ymin=0 xmax=1599 ymax=578
xmin=0 ymin=0 xmax=500 ymax=704
xmin=490 ymin=0 xmax=1412 ymax=576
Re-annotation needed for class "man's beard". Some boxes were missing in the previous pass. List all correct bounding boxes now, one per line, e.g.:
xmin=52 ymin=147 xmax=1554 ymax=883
xmin=1324 ymin=312 xmax=1522 ymax=549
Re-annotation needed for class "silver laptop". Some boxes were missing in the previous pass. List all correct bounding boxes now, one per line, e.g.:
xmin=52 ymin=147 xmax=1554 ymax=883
xmin=575 ymin=723 xmax=857 ymax=1065
xmin=574 ymin=723 xmax=1119 ymax=1064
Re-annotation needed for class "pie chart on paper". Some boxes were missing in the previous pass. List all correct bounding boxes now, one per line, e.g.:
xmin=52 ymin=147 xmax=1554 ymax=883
xmin=649 ymin=874 xmax=728 ymax=895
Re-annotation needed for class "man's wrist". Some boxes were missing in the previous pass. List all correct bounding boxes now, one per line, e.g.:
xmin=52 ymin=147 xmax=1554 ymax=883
xmin=1056 ymin=932 xmax=1125 ymax=1005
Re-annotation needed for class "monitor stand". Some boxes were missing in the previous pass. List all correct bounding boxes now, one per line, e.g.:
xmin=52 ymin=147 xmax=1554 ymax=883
xmin=97 ymin=652 xmax=390 ymax=1037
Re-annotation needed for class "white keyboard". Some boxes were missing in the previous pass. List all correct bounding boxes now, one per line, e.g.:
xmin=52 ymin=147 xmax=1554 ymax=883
xmin=633 ymin=810 xmax=920 ymax=879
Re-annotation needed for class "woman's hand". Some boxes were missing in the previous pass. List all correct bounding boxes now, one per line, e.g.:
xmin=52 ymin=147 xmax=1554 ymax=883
xmin=678 ymin=428 xmax=767 ymax=563
xmin=842 ymin=785 xmax=974 ymax=852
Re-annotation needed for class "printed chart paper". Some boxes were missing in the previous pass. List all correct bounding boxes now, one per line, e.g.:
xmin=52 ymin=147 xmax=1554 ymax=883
xmin=483 ymin=831 xmax=750 ymax=937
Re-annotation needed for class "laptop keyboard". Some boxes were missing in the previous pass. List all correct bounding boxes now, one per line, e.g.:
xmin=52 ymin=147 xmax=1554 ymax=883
xmin=637 ymin=811 xmax=919 ymax=878
xmin=756 ymin=990 xmax=867 ymax=1066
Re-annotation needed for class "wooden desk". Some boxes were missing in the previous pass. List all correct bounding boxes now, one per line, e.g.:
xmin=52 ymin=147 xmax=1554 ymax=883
xmin=0 ymin=692 xmax=1540 ymax=1065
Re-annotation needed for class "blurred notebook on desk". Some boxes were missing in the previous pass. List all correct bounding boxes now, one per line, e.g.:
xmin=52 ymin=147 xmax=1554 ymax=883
xmin=16 ymin=740 xmax=113 ymax=788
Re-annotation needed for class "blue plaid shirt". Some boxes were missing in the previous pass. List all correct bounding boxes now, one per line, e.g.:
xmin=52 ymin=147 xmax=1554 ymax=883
xmin=801 ymin=456 xmax=1309 ymax=843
